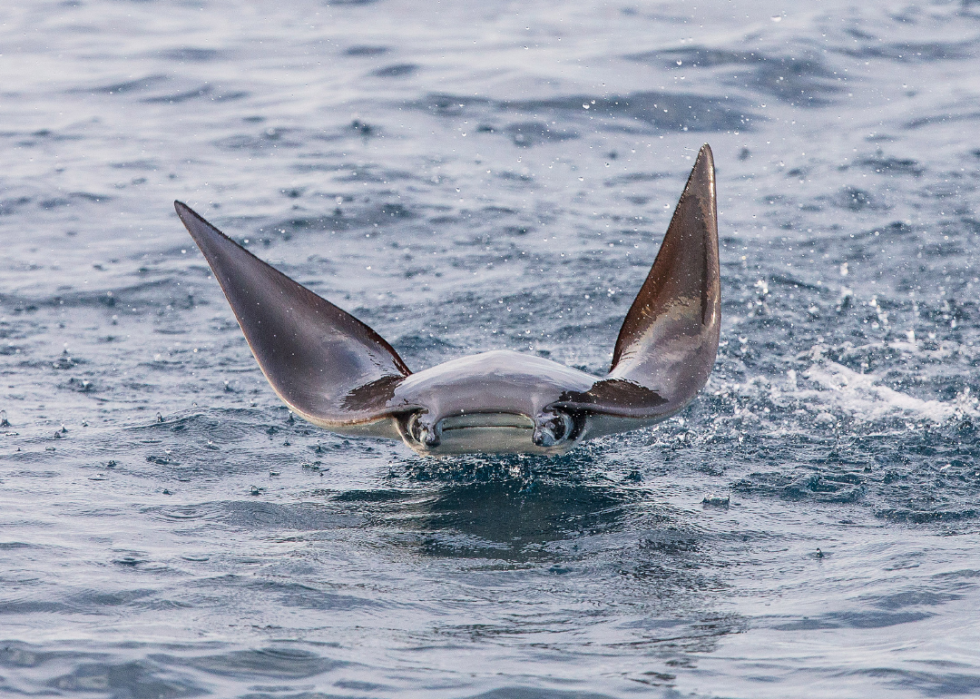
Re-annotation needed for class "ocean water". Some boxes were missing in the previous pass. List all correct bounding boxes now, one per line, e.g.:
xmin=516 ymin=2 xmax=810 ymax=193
xmin=2 ymin=0 xmax=980 ymax=696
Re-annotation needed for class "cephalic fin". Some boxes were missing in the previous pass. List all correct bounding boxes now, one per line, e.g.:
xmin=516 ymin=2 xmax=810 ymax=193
xmin=175 ymin=201 xmax=411 ymax=427
xmin=554 ymin=144 xmax=720 ymax=422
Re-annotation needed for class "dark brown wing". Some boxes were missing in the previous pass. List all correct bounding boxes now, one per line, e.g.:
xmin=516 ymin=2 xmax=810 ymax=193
xmin=555 ymin=145 xmax=720 ymax=421
xmin=175 ymin=201 xmax=411 ymax=427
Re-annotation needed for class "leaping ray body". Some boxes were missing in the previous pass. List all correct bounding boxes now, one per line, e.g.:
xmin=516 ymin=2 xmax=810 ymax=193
xmin=175 ymin=145 xmax=720 ymax=456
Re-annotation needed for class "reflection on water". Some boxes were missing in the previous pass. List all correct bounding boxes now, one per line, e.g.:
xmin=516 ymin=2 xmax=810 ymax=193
xmin=411 ymin=480 xmax=632 ymax=557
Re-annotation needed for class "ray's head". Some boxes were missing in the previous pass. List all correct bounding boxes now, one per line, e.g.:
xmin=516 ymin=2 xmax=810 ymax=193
xmin=387 ymin=350 xmax=593 ymax=457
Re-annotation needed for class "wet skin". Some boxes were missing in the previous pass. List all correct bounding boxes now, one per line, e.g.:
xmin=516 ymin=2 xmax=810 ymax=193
xmin=175 ymin=145 xmax=720 ymax=456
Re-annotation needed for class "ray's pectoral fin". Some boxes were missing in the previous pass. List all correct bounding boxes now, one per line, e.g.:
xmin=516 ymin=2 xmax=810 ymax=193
xmin=555 ymin=145 xmax=720 ymax=429
xmin=174 ymin=201 xmax=411 ymax=429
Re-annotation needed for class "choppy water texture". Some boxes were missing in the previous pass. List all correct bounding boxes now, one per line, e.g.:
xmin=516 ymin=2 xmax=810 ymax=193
xmin=2 ymin=0 xmax=980 ymax=697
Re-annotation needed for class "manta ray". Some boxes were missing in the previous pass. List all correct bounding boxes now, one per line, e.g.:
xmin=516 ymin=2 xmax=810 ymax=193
xmin=175 ymin=144 xmax=720 ymax=456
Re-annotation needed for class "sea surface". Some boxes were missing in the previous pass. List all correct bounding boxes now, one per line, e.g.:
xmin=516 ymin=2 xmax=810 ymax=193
xmin=2 ymin=1 xmax=980 ymax=697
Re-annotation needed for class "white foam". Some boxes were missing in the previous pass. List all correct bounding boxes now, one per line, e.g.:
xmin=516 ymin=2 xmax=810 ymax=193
xmin=801 ymin=359 xmax=978 ymax=423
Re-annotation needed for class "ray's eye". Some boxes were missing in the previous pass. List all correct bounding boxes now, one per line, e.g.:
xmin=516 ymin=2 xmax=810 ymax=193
xmin=407 ymin=412 xmax=441 ymax=448
xmin=533 ymin=410 xmax=573 ymax=448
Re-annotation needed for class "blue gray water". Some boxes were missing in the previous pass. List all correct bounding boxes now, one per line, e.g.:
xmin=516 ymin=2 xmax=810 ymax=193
xmin=2 ymin=0 xmax=980 ymax=696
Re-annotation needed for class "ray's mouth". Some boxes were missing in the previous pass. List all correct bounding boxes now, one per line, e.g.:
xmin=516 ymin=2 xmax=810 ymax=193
xmin=402 ymin=410 xmax=577 ymax=454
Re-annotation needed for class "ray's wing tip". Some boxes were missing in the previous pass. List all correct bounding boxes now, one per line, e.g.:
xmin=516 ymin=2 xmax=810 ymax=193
xmin=173 ymin=200 xmax=198 ymax=229
xmin=173 ymin=201 xmax=222 ymax=243
xmin=693 ymin=144 xmax=715 ymax=181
